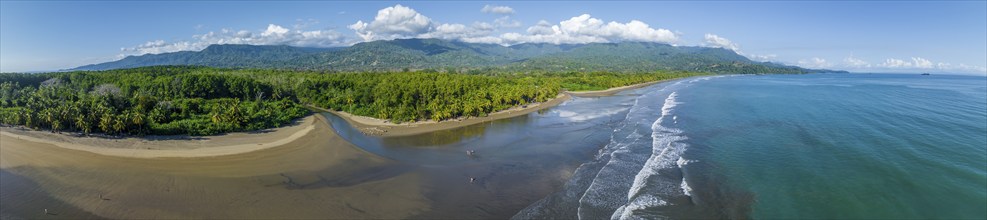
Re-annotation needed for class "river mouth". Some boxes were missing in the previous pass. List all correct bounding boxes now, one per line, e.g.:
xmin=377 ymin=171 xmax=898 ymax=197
xmin=0 ymin=80 xmax=652 ymax=219
xmin=320 ymin=86 xmax=647 ymax=219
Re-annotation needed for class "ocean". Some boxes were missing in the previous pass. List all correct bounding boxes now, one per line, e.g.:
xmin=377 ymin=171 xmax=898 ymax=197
xmin=516 ymin=73 xmax=987 ymax=219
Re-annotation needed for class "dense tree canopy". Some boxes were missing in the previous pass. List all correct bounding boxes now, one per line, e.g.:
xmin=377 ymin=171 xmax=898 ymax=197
xmin=0 ymin=66 xmax=704 ymax=136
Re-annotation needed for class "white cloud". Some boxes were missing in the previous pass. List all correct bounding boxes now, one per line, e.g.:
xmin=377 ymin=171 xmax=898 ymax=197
xmin=494 ymin=16 xmax=522 ymax=28
xmin=261 ymin=24 xmax=289 ymax=37
xmin=492 ymin=14 xmax=679 ymax=45
xmin=843 ymin=55 xmax=871 ymax=68
xmin=798 ymin=57 xmax=832 ymax=68
xmin=848 ymin=57 xmax=986 ymax=74
xmin=911 ymin=57 xmax=932 ymax=68
xmin=121 ymin=24 xmax=346 ymax=57
xmin=701 ymin=33 xmax=781 ymax=62
xmin=703 ymin=34 xmax=739 ymax=51
xmin=348 ymin=6 xmax=677 ymax=46
xmin=419 ymin=23 xmax=493 ymax=40
xmin=879 ymin=57 xmax=934 ymax=69
xmin=881 ymin=58 xmax=911 ymax=68
xmin=472 ymin=22 xmax=495 ymax=32
xmin=481 ymin=5 xmax=515 ymax=14
xmin=349 ymin=4 xmax=434 ymax=41
xmin=526 ymin=20 xmax=555 ymax=35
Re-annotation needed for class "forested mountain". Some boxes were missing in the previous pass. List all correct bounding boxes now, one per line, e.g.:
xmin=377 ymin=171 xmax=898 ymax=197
xmin=70 ymin=39 xmax=841 ymax=74
xmin=73 ymin=45 xmax=338 ymax=70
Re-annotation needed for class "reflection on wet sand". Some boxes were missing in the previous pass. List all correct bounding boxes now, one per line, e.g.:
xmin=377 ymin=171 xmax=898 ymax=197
xmin=0 ymin=115 xmax=429 ymax=219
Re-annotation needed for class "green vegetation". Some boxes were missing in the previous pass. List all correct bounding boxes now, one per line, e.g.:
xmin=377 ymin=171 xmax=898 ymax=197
xmin=74 ymin=39 xmax=842 ymax=74
xmin=0 ymin=66 xmax=704 ymax=136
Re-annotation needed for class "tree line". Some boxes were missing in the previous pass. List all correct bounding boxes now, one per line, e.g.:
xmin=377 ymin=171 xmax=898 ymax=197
xmin=0 ymin=66 xmax=704 ymax=136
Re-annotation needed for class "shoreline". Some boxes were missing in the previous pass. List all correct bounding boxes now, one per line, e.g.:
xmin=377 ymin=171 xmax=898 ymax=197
xmin=314 ymin=93 xmax=571 ymax=137
xmin=0 ymin=115 xmax=322 ymax=159
xmin=318 ymin=79 xmax=665 ymax=137
xmin=565 ymin=80 xmax=666 ymax=97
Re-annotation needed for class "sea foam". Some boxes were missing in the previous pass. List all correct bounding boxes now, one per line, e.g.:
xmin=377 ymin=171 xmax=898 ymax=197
xmin=614 ymin=92 xmax=693 ymax=219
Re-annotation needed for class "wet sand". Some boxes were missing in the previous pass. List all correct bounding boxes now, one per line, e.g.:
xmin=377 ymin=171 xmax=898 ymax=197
xmin=0 ymin=114 xmax=430 ymax=219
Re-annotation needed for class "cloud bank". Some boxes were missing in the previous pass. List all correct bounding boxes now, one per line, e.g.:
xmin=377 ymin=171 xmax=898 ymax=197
xmin=122 ymin=24 xmax=344 ymax=57
xmin=788 ymin=55 xmax=987 ymax=74
xmin=348 ymin=5 xmax=679 ymax=45
xmin=124 ymin=4 xmax=681 ymax=57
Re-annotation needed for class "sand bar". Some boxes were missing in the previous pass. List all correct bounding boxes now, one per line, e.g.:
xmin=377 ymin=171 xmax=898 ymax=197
xmin=565 ymin=80 xmax=667 ymax=97
xmin=1 ymin=115 xmax=322 ymax=159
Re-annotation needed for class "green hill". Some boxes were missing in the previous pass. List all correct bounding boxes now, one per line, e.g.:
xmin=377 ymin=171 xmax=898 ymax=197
xmin=71 ymin=39 xmax=842 ymax=74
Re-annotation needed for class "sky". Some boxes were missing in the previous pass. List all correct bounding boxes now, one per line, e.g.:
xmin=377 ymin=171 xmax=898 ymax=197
xmin=1 ymin=1 xmax=985 ymax=75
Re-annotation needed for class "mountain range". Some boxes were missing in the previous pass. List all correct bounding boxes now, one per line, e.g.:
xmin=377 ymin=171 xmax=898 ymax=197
xmin=72 ymin=38 xmax=842 ymax=74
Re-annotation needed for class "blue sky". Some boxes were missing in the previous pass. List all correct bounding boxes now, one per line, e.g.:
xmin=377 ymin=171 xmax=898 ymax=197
xmin=1 ymin=1 xmax=985 ymax=75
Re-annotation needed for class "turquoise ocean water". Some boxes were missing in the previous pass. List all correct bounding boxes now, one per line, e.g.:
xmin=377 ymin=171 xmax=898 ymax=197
xmin=517 ymin=73 xmax=987 ymax=219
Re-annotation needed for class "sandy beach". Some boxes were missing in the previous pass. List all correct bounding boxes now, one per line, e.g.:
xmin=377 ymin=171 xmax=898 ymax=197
xmin=0 ymin=114 xmax=430 ymax=219
xmin=566 ymin=80 xmax=666 ymax=97
xmin=1 ymin=115 xmax=322 ymax=159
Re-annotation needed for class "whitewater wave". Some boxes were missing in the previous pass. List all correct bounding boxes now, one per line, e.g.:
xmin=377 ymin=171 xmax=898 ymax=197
xmin=612 ymin=92 xmax=694 ymax=219
xmin=513 ymin=76 xmax=719 ymax=220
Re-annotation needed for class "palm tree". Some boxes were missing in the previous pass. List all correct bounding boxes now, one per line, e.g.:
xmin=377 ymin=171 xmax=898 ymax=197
xmin=51 ymin=120 xmax=61 ymax=133
xmin=43 ymin=109 xmax=55 ymax=129
xmin=132 ymin=111 xmax=144 ymax=132
xmin=99 ymin=114 xmax=113 ymax=134
xmin=23 ymin=111 xmax=34 ymax=129
xmin=112 ymin=116 xmax=126 ymax=135
xmin=75 ymin=115 xmax=90 ymax=135
xmin=211 ymin=111 xmax=222 ymax=124
xmin=227 ymin=99 xmax=243 ymax=124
